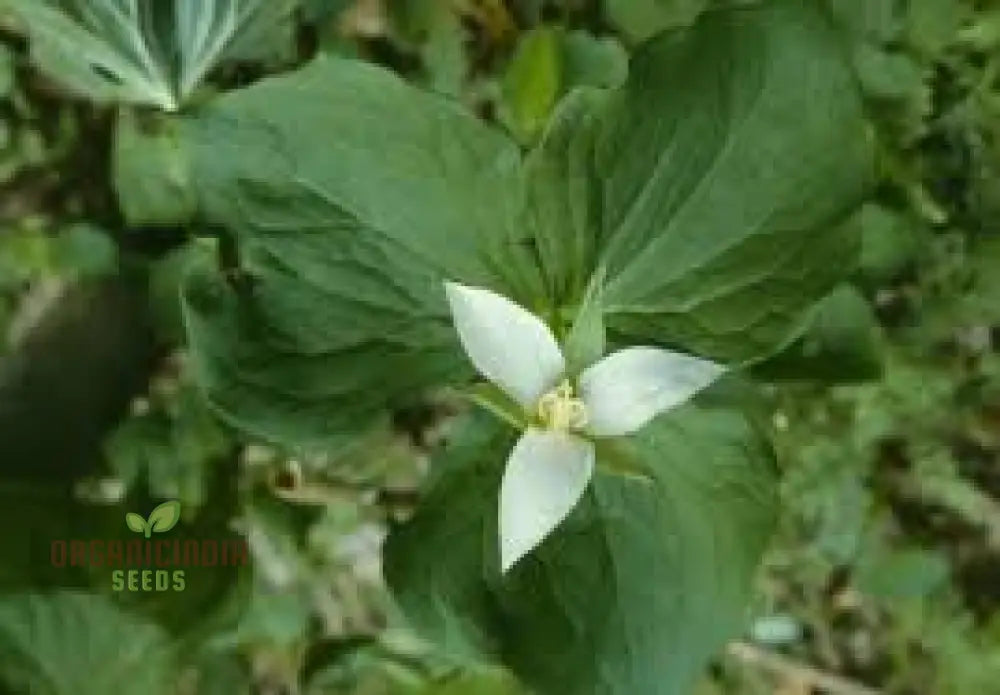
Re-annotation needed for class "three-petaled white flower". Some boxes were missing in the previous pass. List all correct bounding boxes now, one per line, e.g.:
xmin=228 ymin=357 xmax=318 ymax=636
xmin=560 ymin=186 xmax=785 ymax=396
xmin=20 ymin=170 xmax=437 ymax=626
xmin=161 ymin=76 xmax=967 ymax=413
xmin=444 ymin=282 xmax=726 ymax=573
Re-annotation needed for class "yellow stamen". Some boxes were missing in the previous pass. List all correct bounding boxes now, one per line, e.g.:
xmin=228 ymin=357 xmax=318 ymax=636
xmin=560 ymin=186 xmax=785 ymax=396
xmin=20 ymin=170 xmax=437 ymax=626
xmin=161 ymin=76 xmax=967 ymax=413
xmin=537 ymin=380 xmax=588 ymax=432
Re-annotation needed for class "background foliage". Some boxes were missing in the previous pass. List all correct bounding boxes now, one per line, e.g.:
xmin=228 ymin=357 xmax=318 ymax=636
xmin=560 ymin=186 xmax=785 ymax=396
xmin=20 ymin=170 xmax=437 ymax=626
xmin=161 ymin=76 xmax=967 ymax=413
xmin=0 ymin=0 xmax=998 ymax=693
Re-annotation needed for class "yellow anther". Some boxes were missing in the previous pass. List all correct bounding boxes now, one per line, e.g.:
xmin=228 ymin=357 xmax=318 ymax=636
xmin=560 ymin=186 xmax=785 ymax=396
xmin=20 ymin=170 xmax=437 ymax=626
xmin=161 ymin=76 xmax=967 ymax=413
xmin=537 ymin=380 xmax=588 ymax=432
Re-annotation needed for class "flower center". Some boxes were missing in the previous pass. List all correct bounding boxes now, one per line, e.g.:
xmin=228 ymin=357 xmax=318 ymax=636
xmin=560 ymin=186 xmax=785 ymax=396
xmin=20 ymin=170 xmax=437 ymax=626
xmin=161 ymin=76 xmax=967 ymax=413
xmin=536 ymin=380 xmax=588 ymax=432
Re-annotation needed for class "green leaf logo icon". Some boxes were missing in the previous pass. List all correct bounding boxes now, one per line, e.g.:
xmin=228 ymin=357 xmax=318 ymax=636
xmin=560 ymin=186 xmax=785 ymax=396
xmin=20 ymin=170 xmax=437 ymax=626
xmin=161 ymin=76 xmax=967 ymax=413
xmin=125 ymin=501 xmax=182 ymax=538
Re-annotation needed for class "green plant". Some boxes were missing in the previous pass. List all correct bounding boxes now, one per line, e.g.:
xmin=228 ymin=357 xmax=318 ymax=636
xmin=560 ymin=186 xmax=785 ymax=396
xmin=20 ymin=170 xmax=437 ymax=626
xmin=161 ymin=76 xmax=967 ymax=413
xmin=5 ymin=0 xmax=995 ymax=694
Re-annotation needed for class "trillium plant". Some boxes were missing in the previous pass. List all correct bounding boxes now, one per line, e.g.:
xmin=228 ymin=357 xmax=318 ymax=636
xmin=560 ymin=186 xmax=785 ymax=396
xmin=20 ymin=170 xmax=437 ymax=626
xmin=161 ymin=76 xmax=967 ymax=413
xmin=111 ymin=0 xmax=870 ymax=691
xmin=445 ymin=282 xmax=725 ymax=572
xmin=2 ymin=0 xmax=877 ymax=691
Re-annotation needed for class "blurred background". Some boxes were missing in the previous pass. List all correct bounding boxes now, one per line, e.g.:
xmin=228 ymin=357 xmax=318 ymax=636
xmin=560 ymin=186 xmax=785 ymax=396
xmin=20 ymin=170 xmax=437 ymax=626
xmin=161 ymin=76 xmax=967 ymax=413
xmin=0 ymin=0 xmax=998 ymax=693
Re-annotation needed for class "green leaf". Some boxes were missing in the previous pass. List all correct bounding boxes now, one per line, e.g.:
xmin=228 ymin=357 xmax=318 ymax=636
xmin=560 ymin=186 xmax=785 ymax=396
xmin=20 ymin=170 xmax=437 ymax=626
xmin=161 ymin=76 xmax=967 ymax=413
xmin=592 ymin=436 xmax=656 ymax=483
xmin=604 ymin=0 xmax=707 ymax=43
xmin=499 ymin=29 xmax=625 ymax=146
xmin=0 ymin=591 xmax=175 ymax=695
xmin=173 ymin=0 xmax=298 ymax=101
xmin=751 ymin=284 xmax=884 ymax=384
xmin=4 ymin=0 xmax=298 ymax=109
xmin=562 ymin=266 xmax=606 ymax=374
xmin=178 ymin=1 xmax=870 ymax=450
xmin=522 ymin=87 xmax=607 ymax=304
xmin=597 ymin=0 xmax=873 ymax=365
xmin=4 ymin=0 xmax=177 ymax=109
xmin=561 ymin=30 xmax=627 ymax=91
xmin=113 ymin=109 xmax=196 ymax=226
xmin=856 ymin=203 xmax=920 ymax=284
xmin=501 ymin=27 xmax=564 ymax=143
xmin=385 ymin=406 xmax=778 ymax=695
xmin=180 ymin=55 xmax=528 ymax=451
xmin=146 ymin=500 xmax=182 ymax=534
xmin=186 ymin=55 xmax=523 ymax=286
xmin=125 ymin=511 xmax=147 ymax=534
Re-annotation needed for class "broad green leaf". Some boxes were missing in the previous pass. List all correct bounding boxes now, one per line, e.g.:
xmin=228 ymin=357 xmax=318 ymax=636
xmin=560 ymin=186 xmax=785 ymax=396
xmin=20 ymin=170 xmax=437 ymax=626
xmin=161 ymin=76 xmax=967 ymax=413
xmin=5 ymin=0 xmax=298 ymax=109
xmin=146 ymin=499 xmax=182 ymax=534
xmin=185 ymin=55 xmax=523 ymax=286
xmin=180 ymin=56 xmax=527 ymax=450
xmin=113 ymin=109 xmax=196 ymax=226
xmin=522 ymin=87 xmax=607 ymax=303
xmin=751 ymin=284 xmax=884 ymax=384
xmin=386 ymin=414 xmax=518 ymax=663
xmin=592 ymin=436 xmax=656 ymax=482
xmin=4 ymin=0 xmax=176 ymax=109
xmin=596 ymin=0 xmax=873 ymax=365
xmin=385 ymin=406 xmax=778 ymax=695
xmin=125 ymin=511 xmax=147 ymax=534
xmin=0 ymin=591 xmax=175 ymax=695
xmin=181 ymin=249 xmax=464 ymax=453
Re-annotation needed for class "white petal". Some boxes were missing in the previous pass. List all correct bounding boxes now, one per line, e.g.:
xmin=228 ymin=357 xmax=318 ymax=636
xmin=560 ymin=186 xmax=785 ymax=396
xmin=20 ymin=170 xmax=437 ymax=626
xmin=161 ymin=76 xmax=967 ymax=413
xmin=579 ymin=347 xmax=724 ymax=436
xmin=499 ymin=429 xmax=595 ymax=573
xmin=445 ymin=282 xmax=565 ymax=408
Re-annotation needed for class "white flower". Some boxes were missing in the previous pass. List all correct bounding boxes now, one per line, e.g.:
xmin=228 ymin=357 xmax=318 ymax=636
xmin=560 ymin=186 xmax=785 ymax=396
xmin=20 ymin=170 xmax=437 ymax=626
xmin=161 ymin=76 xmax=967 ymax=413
xmin=444 ymin=282 xmax=726 ymax=573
